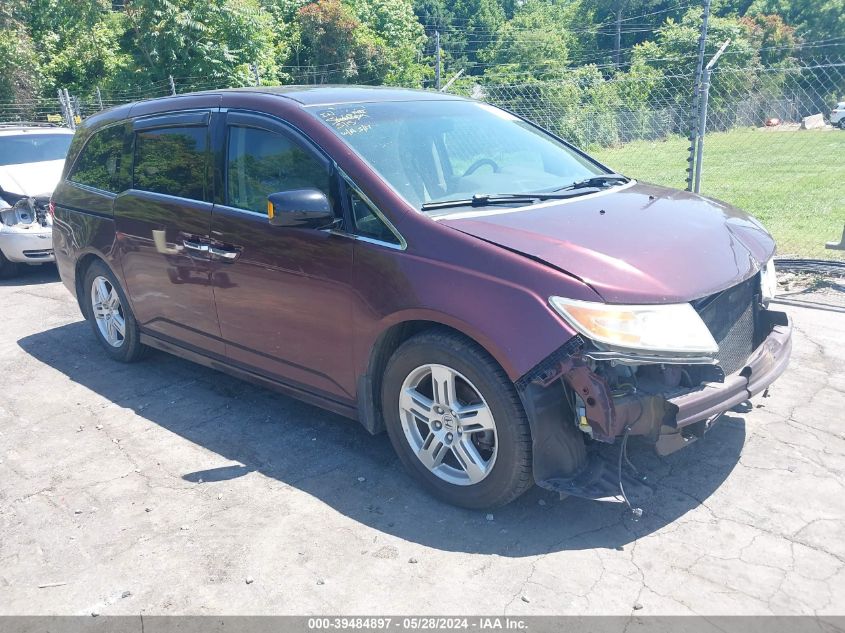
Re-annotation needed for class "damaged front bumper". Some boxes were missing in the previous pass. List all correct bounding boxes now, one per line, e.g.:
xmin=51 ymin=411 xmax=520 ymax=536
xmin=516 ymin=306 xmax=792 ymax=499
xmin=0 ymin=201 xmax=54 ymax=263
xmin=653 ymin=310 xmax=791 ymax=455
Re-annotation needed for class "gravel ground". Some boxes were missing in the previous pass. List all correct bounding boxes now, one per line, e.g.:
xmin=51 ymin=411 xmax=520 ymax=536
xmin=1 ymin=264 xmax=844 ymax=616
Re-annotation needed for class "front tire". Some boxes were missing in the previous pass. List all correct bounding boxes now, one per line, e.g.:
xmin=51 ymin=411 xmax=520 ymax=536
xmin=839 ymin=119 xmax=845 ymax=130
xmin=82 ymin=261 xmax=147 ymax=362
xmin=381 ymin=329 xmax=533 ymax=509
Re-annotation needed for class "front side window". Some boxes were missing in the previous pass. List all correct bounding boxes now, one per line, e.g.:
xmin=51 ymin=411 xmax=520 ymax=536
xmin=133 ymin=126 xmax=207 ymax=200
xmin=350 ymin=188 xmax=400 ymax=245
xmin=310 ymin=100 xmax=604 ymax=211
xmin=226 ymin=125 xmax=330 ymax=214
xmin=69 ymin=125 xmax=125 ymax=193
xmin=0 ymin=133 xmax=73 ymax=167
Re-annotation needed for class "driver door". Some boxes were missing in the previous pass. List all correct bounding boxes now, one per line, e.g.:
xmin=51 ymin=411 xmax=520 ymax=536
xmin=209 ymin=111 xmax=356 ymax=404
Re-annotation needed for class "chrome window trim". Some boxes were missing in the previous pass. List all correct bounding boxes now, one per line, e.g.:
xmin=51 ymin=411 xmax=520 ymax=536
xmin=66 ymin=181 xmax=118 ymax=199
xmin=325 ymin=228 xmax=406 ymax=251
xmin=117 ymin=188 xmax=213 ymax=207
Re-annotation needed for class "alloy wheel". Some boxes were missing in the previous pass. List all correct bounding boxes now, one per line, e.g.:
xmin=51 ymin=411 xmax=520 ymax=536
xmin=91 ymin=275 xmax=126 ymax=348
xmin=398 ymin=364 xmax=498 ymax=486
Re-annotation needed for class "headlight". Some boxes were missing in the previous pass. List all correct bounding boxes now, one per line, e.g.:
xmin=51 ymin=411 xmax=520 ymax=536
xmin=549 ymin=297 xmax=718 ymax=355
xmin=759 ymin=258 xmax=777 ymax=305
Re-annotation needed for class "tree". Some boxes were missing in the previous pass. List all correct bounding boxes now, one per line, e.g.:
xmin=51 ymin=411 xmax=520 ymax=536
xmin=0 ymin=1 xmax=41 ymax=102
xmin=293 ymin=0 xmax=426 ymax=85
xmin=10 ymin=0 xmax=127 ymax=97
xmin=483 ymin=0 xmax=588 ymax=80
xmin=296 ymin=0 xmax=364 ymax=80
xmin=448 ymin=0 xmax=505 ymax=75
xmin=347 ymin=0 xmax=427 ymax=85
xmin=121 ymin=0 xmax=278 ymax=91
xmin=747 ymin=0 xmax=845 ymax=59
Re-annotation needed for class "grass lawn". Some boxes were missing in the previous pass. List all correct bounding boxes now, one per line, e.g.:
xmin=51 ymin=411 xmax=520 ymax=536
xmin=591 ymin=128 xmax=845 ymax=260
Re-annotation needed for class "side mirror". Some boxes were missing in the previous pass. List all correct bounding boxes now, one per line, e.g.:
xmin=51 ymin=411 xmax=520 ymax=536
xmin=267 ymin=189 xmax=335 ymax=229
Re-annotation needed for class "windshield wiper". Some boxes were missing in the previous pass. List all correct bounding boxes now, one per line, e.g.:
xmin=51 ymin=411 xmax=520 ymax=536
xmin=421 ymin=189 xmax=605 ymax=212
xmin=558 ymin=173 xmax=630 ymax=191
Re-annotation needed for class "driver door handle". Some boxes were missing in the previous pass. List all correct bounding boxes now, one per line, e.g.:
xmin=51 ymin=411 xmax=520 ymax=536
xmin=209 ymin=245 xmax=240 ymax=261
xmin=182 ymin=239 xmax=209 ymax=255
xmin=182 ymin=240 xmax=208 ymax=253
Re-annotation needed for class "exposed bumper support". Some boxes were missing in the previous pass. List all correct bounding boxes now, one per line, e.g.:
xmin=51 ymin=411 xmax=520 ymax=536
xmin=516 ymin=309 xmax=792 ymax=499
xmin=654 ymin=310 xmax=792 ymax=454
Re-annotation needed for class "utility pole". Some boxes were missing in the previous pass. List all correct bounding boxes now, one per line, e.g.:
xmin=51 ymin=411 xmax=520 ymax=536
xmin=613 ymin=0 xmax=629 ymax=69
xmin=95 ymin=86 xmax=104 ymax=111
xmin=169 ymin=75 xmax=176 ymax=96
xmin=435 ymin=31 xmax=441 ymax=91
xmin=686 ymin=0 xmax=712 ymax=191
xmin=251 ymin=63 xmax=261 ymax=86
xmin=693 ymin=39 xmax=730 ymax=194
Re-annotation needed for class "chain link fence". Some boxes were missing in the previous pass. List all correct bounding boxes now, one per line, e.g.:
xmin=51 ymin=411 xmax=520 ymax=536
xmin=455 ymin=59 xmax=845 ymax=259
xmin=0 ymin=58 xmax=842 ymax=259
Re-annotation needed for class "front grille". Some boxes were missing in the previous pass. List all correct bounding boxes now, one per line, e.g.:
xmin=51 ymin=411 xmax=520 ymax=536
xmin=693 ymin=275 xmax=758 ymax=376
xmin=23 ymin=249 xmax=53 ymax=259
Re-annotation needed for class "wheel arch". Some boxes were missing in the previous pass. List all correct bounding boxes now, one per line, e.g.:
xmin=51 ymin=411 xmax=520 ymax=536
xmin=73 ymin=251 xmax=124 ymax=317
xmin=356 ymin=317 xmax=512 ymax=435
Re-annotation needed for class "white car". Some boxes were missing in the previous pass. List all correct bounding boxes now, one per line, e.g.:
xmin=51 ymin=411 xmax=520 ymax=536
xmin=832 ymin=102 xmax=845 ymax=129
xmin=0 ymin=124 xmax=74 ymax=277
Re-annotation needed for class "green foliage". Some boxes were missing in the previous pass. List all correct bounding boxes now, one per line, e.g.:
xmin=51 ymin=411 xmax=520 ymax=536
xmin=483 ymin=0 xmax=588 ymax=80
xmin=280 ymin=0 xmax=426 ymax=85
xmin=120 ymin=0 xmax=278 ymax=90
xmin=747 ymin=0 xmax=845 ymax=58
xmin=0 ymin=0 xmax=836 ymax=113
xmin=0 ymin=2 xmax=42 ymax=102
xmin=19 ymin=0 xmax=129 ymax=95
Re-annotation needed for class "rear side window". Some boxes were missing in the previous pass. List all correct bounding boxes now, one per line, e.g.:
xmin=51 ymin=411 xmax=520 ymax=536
xmin=68 ymin=125 xmax=125 ymax=193
xmin=226 ymin=125 xmax=330 ymax=214
xmin=133 ymin=126 xmax=207 ymax=200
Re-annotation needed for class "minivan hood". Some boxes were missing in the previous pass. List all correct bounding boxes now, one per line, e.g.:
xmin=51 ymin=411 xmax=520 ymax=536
xmin=439 ymin=182 xmax=775 ymax=304
xmin=0 ymin=160 xmax=65 ymax=199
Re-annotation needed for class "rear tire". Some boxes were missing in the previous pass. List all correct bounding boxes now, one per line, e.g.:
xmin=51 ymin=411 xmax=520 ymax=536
xmin=0 ymin=250 xmax=18 ymax=279
xmin=839 ymin=119 xmax=845 ymax=130
xmin=381 ymin=329 xmax=533 ymax=509
xmin=82 ymin=260 xmax=147 ymax=362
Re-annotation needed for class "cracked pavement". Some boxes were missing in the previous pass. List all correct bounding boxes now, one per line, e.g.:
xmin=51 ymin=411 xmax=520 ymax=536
xmin=1 ymin=265 xmax=844 ymax=615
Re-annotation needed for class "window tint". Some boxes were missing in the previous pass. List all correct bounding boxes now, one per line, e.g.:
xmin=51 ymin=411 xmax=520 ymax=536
xmin=133 ymin=126 xmax=207 ymax=200
xmin=226 ymin=125 xmax=330 ymax=214
xmin=68 ymin=126 xmax=124 ymax=193
xmin=350 ymin=189 xmax=399 ymax=245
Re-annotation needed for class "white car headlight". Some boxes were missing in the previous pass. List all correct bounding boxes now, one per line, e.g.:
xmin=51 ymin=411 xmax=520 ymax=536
xmin=549 ymin=297 xmax=718 ymax=355
xmin=759 ymin=258 xmax=777 ymax=305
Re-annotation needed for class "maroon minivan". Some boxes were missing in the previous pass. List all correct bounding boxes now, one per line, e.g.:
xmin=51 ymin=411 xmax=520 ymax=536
xmin=51 ymin=86 xmax=792 ymax=509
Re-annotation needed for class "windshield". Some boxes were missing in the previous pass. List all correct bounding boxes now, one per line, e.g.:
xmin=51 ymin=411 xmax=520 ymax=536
xmin=0 ymin=133 xmax=73 ymax=167
xmin=309 ymin=100 xmax=606 ymax=211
